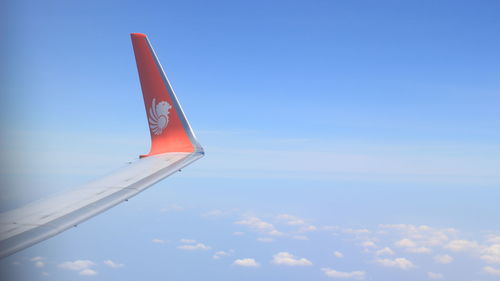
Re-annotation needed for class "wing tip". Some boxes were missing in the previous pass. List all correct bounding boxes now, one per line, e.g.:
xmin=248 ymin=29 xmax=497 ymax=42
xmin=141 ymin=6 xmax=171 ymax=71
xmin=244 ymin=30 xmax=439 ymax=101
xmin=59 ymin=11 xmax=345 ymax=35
xmin=131 ymin=33 xmax=147 ymax=38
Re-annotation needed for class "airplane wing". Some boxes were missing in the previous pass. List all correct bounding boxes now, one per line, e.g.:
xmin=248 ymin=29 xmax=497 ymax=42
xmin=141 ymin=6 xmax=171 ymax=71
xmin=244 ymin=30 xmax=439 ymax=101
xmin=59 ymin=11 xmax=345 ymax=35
xmin=0 ymin=33 xmax=204 ymax=258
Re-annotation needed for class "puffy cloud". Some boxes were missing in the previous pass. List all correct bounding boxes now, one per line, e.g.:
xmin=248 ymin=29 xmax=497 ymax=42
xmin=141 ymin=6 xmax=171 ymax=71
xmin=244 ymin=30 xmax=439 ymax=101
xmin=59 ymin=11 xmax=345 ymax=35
xmin=445 ymin=240 xmax=480 ymax=252
xmin=486 ymin=235 xmax=500 ymax=244
xmin=395 ymin=239 xmax=417 ymax=248
xmin=275 ymin=214 xmax=317 ymax=233
xmin=233 ymin=258 xmax=259 ymax=267
xmin=31 ymin=256 xmax=45 ymax=268
xmin=271 ymin=252 xmax=312 ymax=266
xmin=376 ymin=247 xmax=395 ymax=256
xmin=321 ymin=268 xmax=366 ymax=280
xmin=395 ymin=239 xmax=431 ymax=254
xmin=59 ymin=260 xmax=95 ymax=271
xmin=334 ymin=251 xmax=344 ymax=258
xmin=79 ymin=269 xmax=98 ymax=276
xmin=483 ymin=266 xmax=500 ymax=276
xmin=433 ymin=254 xmax=453 ymax=264
xmin=59 ymin=260 xmax=97 ymax=276
xmin=268 ymin=230 xmax=285 ymax=236
xmin=481 ymin=244 xmax=500 ymax=264
xmin=213 ymin=251 xmax=232 ymax=260
xmin=177 ymin=243 xmax=211 ymax=251
xmin=375 ymin=258 xmax=415 ymax=270
xmin=427 ymin=272 xmax=444 ymax=279
xmin=236 ymin=217 xmax=284 ymax=236
xmin=299 ymin=225 xmax=318 ymax=232
xmin=343 ymin=228 xmax=371 ymax=235
xmin=276 ymin=214 xmax=306 ymax=225
xmin=152 ymin=238 xmax=166 ymax=244
xmin=361 ymin=241 xmax=377 ymax=248
xmin=103 ymin=260 xmax=124 ymax=269
xmin=177 ymin=239 xmax=210 ymax=250
xmin=236 ymin=217 xmax=273 ymax=231
xmin=379 ymin=224 xmax=451 ymax=247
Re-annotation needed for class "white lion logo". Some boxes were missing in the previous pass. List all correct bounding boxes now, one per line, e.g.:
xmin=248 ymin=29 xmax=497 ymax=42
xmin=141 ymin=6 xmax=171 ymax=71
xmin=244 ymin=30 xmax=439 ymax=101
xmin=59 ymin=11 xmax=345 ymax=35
xmin=148 ymin=98 xmax=172 ymax=135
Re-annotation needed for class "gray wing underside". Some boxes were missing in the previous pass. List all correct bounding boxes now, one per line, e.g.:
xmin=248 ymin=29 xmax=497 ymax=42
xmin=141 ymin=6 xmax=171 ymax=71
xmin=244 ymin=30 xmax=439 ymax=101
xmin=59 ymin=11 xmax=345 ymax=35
xmin=0 ymin=152 xmax=203 ymax=258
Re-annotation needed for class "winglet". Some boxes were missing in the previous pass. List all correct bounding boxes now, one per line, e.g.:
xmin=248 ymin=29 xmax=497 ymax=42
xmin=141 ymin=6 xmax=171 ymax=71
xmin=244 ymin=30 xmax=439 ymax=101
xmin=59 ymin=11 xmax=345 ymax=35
xmin=131 ymin=33 xmax=203 ymax=157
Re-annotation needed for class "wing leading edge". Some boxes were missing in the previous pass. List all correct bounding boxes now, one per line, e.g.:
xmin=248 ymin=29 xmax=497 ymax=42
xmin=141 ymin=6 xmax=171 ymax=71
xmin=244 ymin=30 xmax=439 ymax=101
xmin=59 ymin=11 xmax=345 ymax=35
xmin=0 ymin=33 xmax=204 ymax=258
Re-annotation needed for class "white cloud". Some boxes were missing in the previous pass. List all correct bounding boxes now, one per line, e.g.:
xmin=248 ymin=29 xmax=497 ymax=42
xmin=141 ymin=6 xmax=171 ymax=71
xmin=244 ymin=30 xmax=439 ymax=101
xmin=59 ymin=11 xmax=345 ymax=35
xmin=103 ymin=260 xmax=124 ymax=269
xmin=213 ymin=251 xmax=231 ymax=259
xmin=59 ymin=260 xmax=97 ymax=276
xmin=233 ymin=258 xmax=259 ymax=267
xmin=427 ymin=272 xmax=444 ymax=279
xmin=268 ymin=230 xmax=285 ymax=236
xmin=299 ymin=225 xmax=317 ymax=232
xmin=481 ymin=244 xmax=500 ymax=264
xmin=235 ymin=216 xmax=283 ymax=236
xmin=79 ymin=269 xmax=98 ymax=276
xmin=177 ymin=243 xmax=211 ymax=251
xmin=486 ymin=235 xmax=500 ymax=244
xmin=180 ymin=238 xmax=196 ymax=244
xmin=433 ymin=254 xmax=453 ymax=264
xmin=361 ymin=241 xmax=377 ymax=248
xmin=395 ymin=238 xmax=417 ymax=248
xmin=334 ymin=251 xmax=344 ymax=258
xmin=375 ymin=258 xmax=415 ymax=270
xmin=343 ymin=228 xmax=371 ymax=235
xmin=236 ymin=216 xmax=274 ymax=231
xmin=152 ymin=238 xmax=166 ymax=244
xmin=445 ymin=239 xmax=480 ymax=252
xmin=379 ymin=224 xmax=452 ymax=247
xmin=376 ymin=247 xmax=395 ymax=256
xmin=59 ymin=260 xmax=95 ymax=271
xmin=277 ymin=214 xmax=306 ymax=225
xmin=31 ymin=257 xmax=45 ymax=268
xmin=394 ymin=238 xmax=431 ymax=254
xmin=271 ymin=252 xmax=312 ymax=266
xmin=321 ymin=268 xmax=366 ymax=280
xmin=483 ymin=266 xmax=500 ymax=276
xmin=233 ymin=231 xmax=245 ymax=236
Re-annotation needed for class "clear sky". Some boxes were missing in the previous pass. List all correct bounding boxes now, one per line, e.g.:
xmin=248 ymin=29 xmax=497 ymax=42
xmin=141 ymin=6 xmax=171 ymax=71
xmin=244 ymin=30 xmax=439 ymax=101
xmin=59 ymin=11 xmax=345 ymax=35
xmin=1 ymin=0 xmax=500 ymax=280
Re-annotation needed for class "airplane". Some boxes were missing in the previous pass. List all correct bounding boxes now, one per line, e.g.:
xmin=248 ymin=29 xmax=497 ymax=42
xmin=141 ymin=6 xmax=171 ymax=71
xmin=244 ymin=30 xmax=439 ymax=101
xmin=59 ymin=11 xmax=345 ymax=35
xmin=0 ymin=33 xmax=204 ymax=258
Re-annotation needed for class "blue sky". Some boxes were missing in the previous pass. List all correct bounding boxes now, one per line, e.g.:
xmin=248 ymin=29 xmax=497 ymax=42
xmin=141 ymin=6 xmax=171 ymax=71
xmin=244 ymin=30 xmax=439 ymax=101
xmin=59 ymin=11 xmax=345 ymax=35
xmin=1 ymin=0 xmax=500 ymax=280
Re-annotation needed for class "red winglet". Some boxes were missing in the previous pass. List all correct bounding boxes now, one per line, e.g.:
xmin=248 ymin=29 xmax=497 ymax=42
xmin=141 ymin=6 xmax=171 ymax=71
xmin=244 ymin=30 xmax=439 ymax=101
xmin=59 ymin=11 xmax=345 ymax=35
xmin=131 ymin=33 xmax=202 ymax=157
